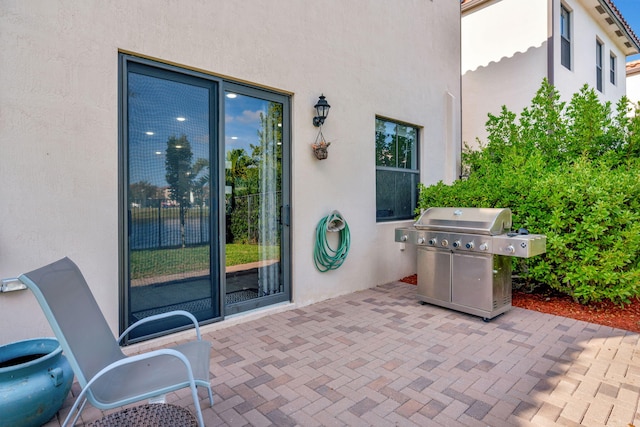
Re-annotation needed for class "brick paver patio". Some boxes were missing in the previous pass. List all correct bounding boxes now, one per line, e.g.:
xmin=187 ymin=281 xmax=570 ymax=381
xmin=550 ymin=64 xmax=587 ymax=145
xmin=47 ymin=281 xmax=640 ymax=426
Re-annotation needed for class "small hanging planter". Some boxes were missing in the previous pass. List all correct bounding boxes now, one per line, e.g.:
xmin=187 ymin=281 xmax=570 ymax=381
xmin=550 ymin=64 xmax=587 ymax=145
xmin=312 ymin=129 xmax=331 ymax=160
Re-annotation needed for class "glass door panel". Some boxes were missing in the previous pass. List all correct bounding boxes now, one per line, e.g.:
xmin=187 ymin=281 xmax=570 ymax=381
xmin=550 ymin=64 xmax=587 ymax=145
xmin=224 ymin=90 xmax=284 ymax=312
xmin=125 ymin=63 xmax=218 ymax=339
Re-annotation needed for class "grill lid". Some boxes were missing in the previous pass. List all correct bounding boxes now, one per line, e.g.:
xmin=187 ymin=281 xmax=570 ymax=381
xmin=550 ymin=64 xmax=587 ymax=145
xmin=414 ymin=207 xmax=512 ymax=235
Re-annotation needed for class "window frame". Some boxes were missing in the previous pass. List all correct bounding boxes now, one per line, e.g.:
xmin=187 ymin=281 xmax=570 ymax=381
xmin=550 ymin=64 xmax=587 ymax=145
xmin=375 ymin=116 xmax=420 ymax=222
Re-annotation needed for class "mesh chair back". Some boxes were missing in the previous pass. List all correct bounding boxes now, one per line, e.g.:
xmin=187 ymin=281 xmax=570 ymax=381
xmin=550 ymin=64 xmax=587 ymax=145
xmin=21 ymin=257 xmax=125 ymax=385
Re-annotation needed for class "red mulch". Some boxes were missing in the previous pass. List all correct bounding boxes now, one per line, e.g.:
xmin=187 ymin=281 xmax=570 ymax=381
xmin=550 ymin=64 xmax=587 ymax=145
xmin=399 ymin=274 xmax=640 ymax=333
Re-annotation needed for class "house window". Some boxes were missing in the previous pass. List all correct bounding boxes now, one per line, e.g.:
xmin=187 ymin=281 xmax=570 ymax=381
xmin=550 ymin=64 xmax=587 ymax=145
xmin=375 ymin=117 xmax=419 ymax=221
xmin=596 ymin=39 xmax=603 ymax=92
xmin=610 ymin=52 xmax=616 ymax=85
xmin=560 ymin=5 xmax=571 ymax=69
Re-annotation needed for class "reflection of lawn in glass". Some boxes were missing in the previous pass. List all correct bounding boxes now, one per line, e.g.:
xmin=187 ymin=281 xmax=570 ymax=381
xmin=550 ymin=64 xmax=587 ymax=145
xmin=130 ymin=244 xmax=279 ymax=280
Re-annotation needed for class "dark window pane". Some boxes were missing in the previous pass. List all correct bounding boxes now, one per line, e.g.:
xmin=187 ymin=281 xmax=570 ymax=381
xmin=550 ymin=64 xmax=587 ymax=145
xmin=610 ymin=54 xmax=616 ymax=84
xmin=596 ymin=41 xmax=603 ymax=92
xmin=376 ymin=169 xmax=419 ymax=221
xmin=561 ymin=37 xmax=570 ymax=69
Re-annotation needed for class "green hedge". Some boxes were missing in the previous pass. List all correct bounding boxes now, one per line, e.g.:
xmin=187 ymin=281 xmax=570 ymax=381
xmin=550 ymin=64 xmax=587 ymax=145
xmin=418 ymin=79 xmax=640 ymax=305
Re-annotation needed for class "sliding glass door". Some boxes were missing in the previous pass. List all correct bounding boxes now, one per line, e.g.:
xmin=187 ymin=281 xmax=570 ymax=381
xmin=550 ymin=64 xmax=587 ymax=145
xmin=223 ymin=84 xmax=288 ymax=315
xmin=120 ymin=56 xmax=290 ymax=341
xmin=123 ymin=61 xmax=219 ymax=340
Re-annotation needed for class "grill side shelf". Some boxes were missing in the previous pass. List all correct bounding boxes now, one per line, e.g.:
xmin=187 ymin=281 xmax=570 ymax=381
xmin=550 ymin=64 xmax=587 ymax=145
xmin=492 ymin=234 xmax=546 ymax=258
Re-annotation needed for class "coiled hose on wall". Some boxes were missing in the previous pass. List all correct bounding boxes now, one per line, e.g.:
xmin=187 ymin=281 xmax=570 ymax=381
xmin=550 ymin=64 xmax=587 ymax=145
xmin=314 ymin=210 xmax=350 ymax=272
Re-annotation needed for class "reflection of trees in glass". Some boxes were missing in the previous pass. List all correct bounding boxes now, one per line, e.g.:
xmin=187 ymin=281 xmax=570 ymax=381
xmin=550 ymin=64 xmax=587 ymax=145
xmin=129 ymin=181 xmax=163 ymax=207
xmin=253 ymin=102 xmax=282 ymax=180
xmin=226 ymin=148 xmax=251 ymax=200
xmin=375 ymin=119 xmax=416 ymax=169
xmin=165 ymin=134 xmax=194 ymax=248
xmin=227 ymin=102 xmax=282 ymax=245
xmin=127 ymin=137 xmax=209 ymax=250
xmin=226 ymin=148 xmax=252 ymax=243
xmin=375 ymin=119 xmax=393 ymax=166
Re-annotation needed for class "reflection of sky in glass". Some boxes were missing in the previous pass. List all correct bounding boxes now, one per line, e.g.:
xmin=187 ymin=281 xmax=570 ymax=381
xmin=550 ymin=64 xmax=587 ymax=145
xmin=225 ymin=92 xmax=269 ymax=155
xmin=128 ymin=72 xmax=210 ymax=187
xmin=128 ymin=75 xmax=278 ymax=186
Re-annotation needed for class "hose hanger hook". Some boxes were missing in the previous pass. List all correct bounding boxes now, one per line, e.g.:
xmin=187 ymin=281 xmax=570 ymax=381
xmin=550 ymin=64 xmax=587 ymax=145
xmin=326 ymin=210 xmax=346 ymax=232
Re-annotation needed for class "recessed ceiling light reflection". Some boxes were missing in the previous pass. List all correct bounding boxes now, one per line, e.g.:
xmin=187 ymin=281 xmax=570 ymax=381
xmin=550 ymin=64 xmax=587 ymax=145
xmin=175 ymin=145 xmax=183 ymax=148
xmin=176 ymin=117 xmax=186 ymax=122
xmin=155 ymin=151 xmax=162 ymax=155
xmin=231 ymin=136 xmax=238 ymax=140
xmin=146 ymin=131 xmax=155 ymax=135
xmin=226 ymin=93 xmax=237 ymax=99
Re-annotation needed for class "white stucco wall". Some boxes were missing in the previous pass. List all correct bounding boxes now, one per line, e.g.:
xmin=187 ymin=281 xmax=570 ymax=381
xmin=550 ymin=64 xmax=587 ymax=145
xmin=627 ymin=62 xmax=640 ymax=110
xmin=0 ymin=0 xmax=461 ymax=343
xmin=462 ymin=0 xmax=549 ymax=74
xmin=461 ymin=0 xmax=549 ymax=147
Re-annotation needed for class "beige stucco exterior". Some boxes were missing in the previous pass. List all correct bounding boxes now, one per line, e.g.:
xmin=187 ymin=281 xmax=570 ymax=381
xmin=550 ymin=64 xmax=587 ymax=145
xmin=0 ymin=1 xmax=461 ymax=344
xmin=628 ymin=60 xmax=640 ymax=109
xmin=462 ymin=0 xmax=639 ymax=148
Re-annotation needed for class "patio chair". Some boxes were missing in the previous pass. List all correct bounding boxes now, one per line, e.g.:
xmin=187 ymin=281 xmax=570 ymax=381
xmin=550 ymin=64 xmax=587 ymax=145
xmin=18 ymin=257 xmax=214 ymax=427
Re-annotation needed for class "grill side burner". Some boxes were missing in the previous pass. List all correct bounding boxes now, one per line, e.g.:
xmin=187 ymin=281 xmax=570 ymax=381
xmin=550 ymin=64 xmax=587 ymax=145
xmin=395 ymin=207 xmax=546 ymax=320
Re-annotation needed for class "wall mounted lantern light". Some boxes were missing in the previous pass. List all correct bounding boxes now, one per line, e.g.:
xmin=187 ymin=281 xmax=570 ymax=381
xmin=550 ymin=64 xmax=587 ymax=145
xmin=311 ymin=94 xmax=331 ymax=160
xmin=312 ymin=94 xmax=331 ymax=127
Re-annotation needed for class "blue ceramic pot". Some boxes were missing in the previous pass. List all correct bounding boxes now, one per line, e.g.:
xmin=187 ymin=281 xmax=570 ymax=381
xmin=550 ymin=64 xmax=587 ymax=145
xmin=0 ymin=338 xmax=73 ymax=427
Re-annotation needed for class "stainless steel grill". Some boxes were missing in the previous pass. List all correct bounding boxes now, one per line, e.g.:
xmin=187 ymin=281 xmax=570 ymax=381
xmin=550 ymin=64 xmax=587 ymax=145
xmin=395 ymin=207 xmax=546 ymax=320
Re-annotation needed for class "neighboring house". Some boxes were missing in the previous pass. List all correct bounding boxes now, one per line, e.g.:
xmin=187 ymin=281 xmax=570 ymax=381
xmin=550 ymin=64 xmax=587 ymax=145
xmin=462 ymin=0 xmax=640 ymax=148
xmin=627 ymin=60 xmax=640 ymax=109
xmin=0 ymin=1 xmax=461 ymax=344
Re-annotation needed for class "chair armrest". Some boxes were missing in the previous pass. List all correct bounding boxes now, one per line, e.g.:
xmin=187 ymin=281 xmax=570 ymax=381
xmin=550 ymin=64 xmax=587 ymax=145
xmin=118 ymin=310 xmax=202 ymax=344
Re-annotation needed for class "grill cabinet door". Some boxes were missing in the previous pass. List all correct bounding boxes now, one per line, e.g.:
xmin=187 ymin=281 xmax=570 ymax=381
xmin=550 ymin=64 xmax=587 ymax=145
xmin=451 ymin=253 xmax=494 ymax=311
xmin=417 ymin=247 xmax=451 ymax=302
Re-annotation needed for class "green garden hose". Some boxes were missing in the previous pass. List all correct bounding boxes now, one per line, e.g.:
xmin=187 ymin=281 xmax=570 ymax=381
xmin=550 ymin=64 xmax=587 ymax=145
xmin=314 ymin=210 xmax=350 ymax=272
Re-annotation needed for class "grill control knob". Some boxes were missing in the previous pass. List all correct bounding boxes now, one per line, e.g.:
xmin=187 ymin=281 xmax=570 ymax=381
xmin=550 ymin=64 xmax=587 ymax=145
xmin=400 ymin=235 xmax=408 ymax=242
xmin=428 ymin=237 xmax=437 ymax=245
xmin=417 ymin=237 xmax=425 ymax=244
xmin=505 ymin=245 xmax=515 ymax=254
xmin=479 ymin=243 xmax=488 ymax=251
xmin=452 ymin=240 xmax=461 ymax=248
xmin=441 ymin=239 xmax=449 ymax=247
xmin=465 ymin=241 xmax=474 ymax=249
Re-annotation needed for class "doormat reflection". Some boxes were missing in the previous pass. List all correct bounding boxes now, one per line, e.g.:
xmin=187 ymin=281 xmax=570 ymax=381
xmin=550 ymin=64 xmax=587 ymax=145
xmin=226 ymin=289 xmax=259 ymax=304
xmin=132 ymin=290 xmax=259 ymax=321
